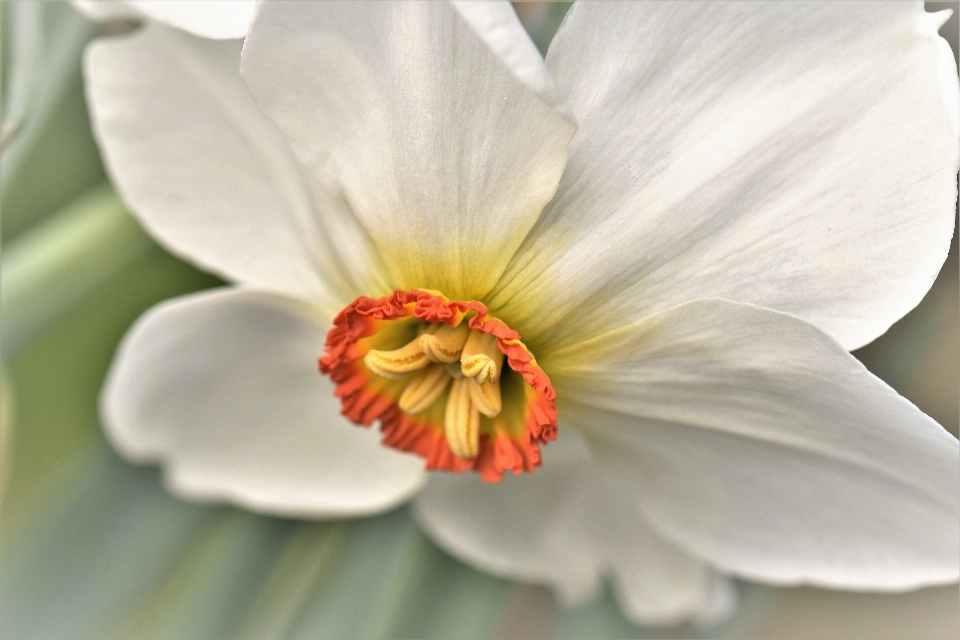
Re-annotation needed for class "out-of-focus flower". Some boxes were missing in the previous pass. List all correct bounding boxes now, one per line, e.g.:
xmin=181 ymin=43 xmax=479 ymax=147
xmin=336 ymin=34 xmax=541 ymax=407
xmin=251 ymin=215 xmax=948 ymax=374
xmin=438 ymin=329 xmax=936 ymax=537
xmin=84 ymin=0 xmax=959 ymax=626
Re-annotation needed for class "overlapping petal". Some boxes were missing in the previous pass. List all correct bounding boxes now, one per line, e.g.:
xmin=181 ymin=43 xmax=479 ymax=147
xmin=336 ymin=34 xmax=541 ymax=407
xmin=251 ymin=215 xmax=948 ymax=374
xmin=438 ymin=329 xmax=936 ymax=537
xmin=73 ymin=0 xmax=255 ymax=39
xmin=101 ymin=288 xmax=427 ymax=517
xmin=241 ymin=0 xmax=576 ymax=302
xmin=81 ymin=1 xmax=960 ymax=625
xmin=545 ymin=299 xmax=959 ymax=589
xmin=85 ymin=23 xmax=391 ymax=316
xmin=412 ymin=429 xmax=736 ymax=626
xmin=490 ymin=1 xmax=959 ymax=352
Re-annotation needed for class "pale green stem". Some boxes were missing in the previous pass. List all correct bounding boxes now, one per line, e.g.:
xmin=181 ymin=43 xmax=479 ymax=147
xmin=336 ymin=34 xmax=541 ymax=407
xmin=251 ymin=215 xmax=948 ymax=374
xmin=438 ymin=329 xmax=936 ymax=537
xmin=367 ymin=526 xmax=432 ymax=640
xmin=105 ymin=510 xmax=269 ymax=640
xmin=236 ymin=522 xmax=350 ymax=640
xmin=1 ymin=183 xmax=152 ymax=358
xmin=0 ymin=366 xmax=12 ymax=504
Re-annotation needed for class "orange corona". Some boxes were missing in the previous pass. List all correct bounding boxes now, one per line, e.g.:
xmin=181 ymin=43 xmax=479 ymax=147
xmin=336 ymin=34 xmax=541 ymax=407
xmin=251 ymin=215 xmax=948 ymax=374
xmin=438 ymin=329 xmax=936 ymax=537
xmin=319 ymin=289 xmax=557 ymax=482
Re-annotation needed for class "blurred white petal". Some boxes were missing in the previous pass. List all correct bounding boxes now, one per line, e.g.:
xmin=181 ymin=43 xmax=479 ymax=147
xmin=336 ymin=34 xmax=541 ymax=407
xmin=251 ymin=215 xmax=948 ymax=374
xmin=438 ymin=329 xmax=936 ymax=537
xmin=85 ymin=24 xmax=389 ymax=314
xmin=546 ymin=298 xmax=959 ymax=588
xmin=413 ymin=430 xmax=736 ymax=627
xmin=72 ymin=0 xmax=255 ymax=39
xmin=101 ymin=288 xmax=427 ymax=517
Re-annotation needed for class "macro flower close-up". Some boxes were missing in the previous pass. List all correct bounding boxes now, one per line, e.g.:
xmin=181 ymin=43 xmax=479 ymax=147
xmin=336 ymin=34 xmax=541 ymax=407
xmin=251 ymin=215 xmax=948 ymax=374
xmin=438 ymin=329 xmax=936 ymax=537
xmin=2 ymin=0 xmax=959 ymax=638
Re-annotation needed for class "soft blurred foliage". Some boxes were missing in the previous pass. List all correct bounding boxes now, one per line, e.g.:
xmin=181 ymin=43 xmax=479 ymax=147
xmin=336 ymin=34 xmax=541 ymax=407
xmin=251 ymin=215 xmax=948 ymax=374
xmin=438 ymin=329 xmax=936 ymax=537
xmin=0 ymin=2 xmax=957 ymax=639
xmin=1 ymin=1 xmax=107 ymax=240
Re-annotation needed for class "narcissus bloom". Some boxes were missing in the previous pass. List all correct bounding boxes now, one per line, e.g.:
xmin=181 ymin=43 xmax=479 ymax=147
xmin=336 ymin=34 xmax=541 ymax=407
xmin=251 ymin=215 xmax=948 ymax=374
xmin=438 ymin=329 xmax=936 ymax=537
xmin=86 ymin=0 xmax=959 ymax=625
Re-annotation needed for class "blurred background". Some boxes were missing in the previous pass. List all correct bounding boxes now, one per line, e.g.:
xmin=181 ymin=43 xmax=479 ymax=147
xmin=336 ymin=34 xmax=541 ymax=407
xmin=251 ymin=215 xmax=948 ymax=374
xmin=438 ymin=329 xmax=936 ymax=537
xmin=1 ymin=2 xmax=957 ymax=639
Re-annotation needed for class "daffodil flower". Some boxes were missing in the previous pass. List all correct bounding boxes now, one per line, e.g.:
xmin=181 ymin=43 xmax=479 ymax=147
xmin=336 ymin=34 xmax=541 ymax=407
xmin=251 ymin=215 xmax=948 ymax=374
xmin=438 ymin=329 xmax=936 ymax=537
xmin=85 ymin=1 xmax=959 ymax=625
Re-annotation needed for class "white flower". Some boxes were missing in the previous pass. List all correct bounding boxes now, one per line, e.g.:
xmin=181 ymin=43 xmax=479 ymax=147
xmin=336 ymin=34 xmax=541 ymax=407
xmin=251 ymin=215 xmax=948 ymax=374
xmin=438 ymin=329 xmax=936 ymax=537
xmin=85 ymin=0 xmax=959 ymax=626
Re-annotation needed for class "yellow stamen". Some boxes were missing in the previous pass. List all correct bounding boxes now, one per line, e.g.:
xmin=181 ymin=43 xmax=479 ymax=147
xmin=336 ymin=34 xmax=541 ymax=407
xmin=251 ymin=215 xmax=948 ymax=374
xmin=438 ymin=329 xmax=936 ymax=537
xmin=398 ymin=364 xmax=451 ymax=414
xmin=364 ymin=336 xmax=428 ymax=379
xmin=468 ymin=375 xmax=502 ymax=418
xmin=460 ymin=331 xmax=503 ymax=385
xmin=362 ymin=322 xmax=507 ymax=457
xmin=419 ymin=322 xmax=471 ymax=363
xmin=445 ymin=377 xmax=480 ymax=458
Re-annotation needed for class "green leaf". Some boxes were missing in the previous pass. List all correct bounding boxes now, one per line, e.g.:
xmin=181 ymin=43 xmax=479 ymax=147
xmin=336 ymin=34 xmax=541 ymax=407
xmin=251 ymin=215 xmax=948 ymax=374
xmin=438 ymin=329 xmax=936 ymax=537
xmin=2 ymin=184 xmax=153 ymax=357
xmin=2 ymin=1 xmax=107 ymax=241
xmin=236 ymin=522 xmax=350 ymax=640
xmin=1 ymin=1 xmax=44 ymax=148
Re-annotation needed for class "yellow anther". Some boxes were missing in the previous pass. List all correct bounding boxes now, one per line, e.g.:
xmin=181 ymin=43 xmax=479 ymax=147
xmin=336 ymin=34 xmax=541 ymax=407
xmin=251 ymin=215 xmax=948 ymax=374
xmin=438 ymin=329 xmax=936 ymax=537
xmin=460 ymin=331 xmax=503 ymax=385
xmin=398 ymin=363 xmax=451 ymax=414
xmin=366 ymin=324 xmax=507 ymax=452
xmin=364 ymin=336 xmax=428 ymax=379
xmin=444 ymin=377 xmax=480 ymax=458
xmin=468 ymin=375 xmax=502 ymax=418
xmin=419 ymin=322 xmax=471 ymax=363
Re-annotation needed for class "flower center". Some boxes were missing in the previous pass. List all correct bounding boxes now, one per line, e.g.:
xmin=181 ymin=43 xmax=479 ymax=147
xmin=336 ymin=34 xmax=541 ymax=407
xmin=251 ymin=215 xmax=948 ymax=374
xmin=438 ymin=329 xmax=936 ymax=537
xmin=319 ymin=290 xmax=557 ymax=482
xmin=366 ymin=324 xmax=504 ymax=458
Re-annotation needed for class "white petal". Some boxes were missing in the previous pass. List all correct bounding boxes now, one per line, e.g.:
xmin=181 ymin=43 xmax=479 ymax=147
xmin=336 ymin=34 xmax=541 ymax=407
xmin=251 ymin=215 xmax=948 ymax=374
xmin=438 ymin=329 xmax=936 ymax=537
xmin=73 ymin=1 xmax=255 ymax=39
xmin=241 ymin=0 xmax=575 ymax=301
xmin=490 ymin=1 xmax=959 ymax=352
xmin=85 ymin=23 xmax=390 ymax=315
xmin=101 ymin=288 xmax=427 ymax=517
xmin=936 ymin=30 xmax=960 ymax=139
xmin=72 ymin=1 xmax=139 ymax=23
xmin=545 ymin=298 xmax=960 ymax=589
xmin=412 ymin=430 xmax=735 ymax=627
xmin=449 ymin=0 xmax=571 ymax=119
